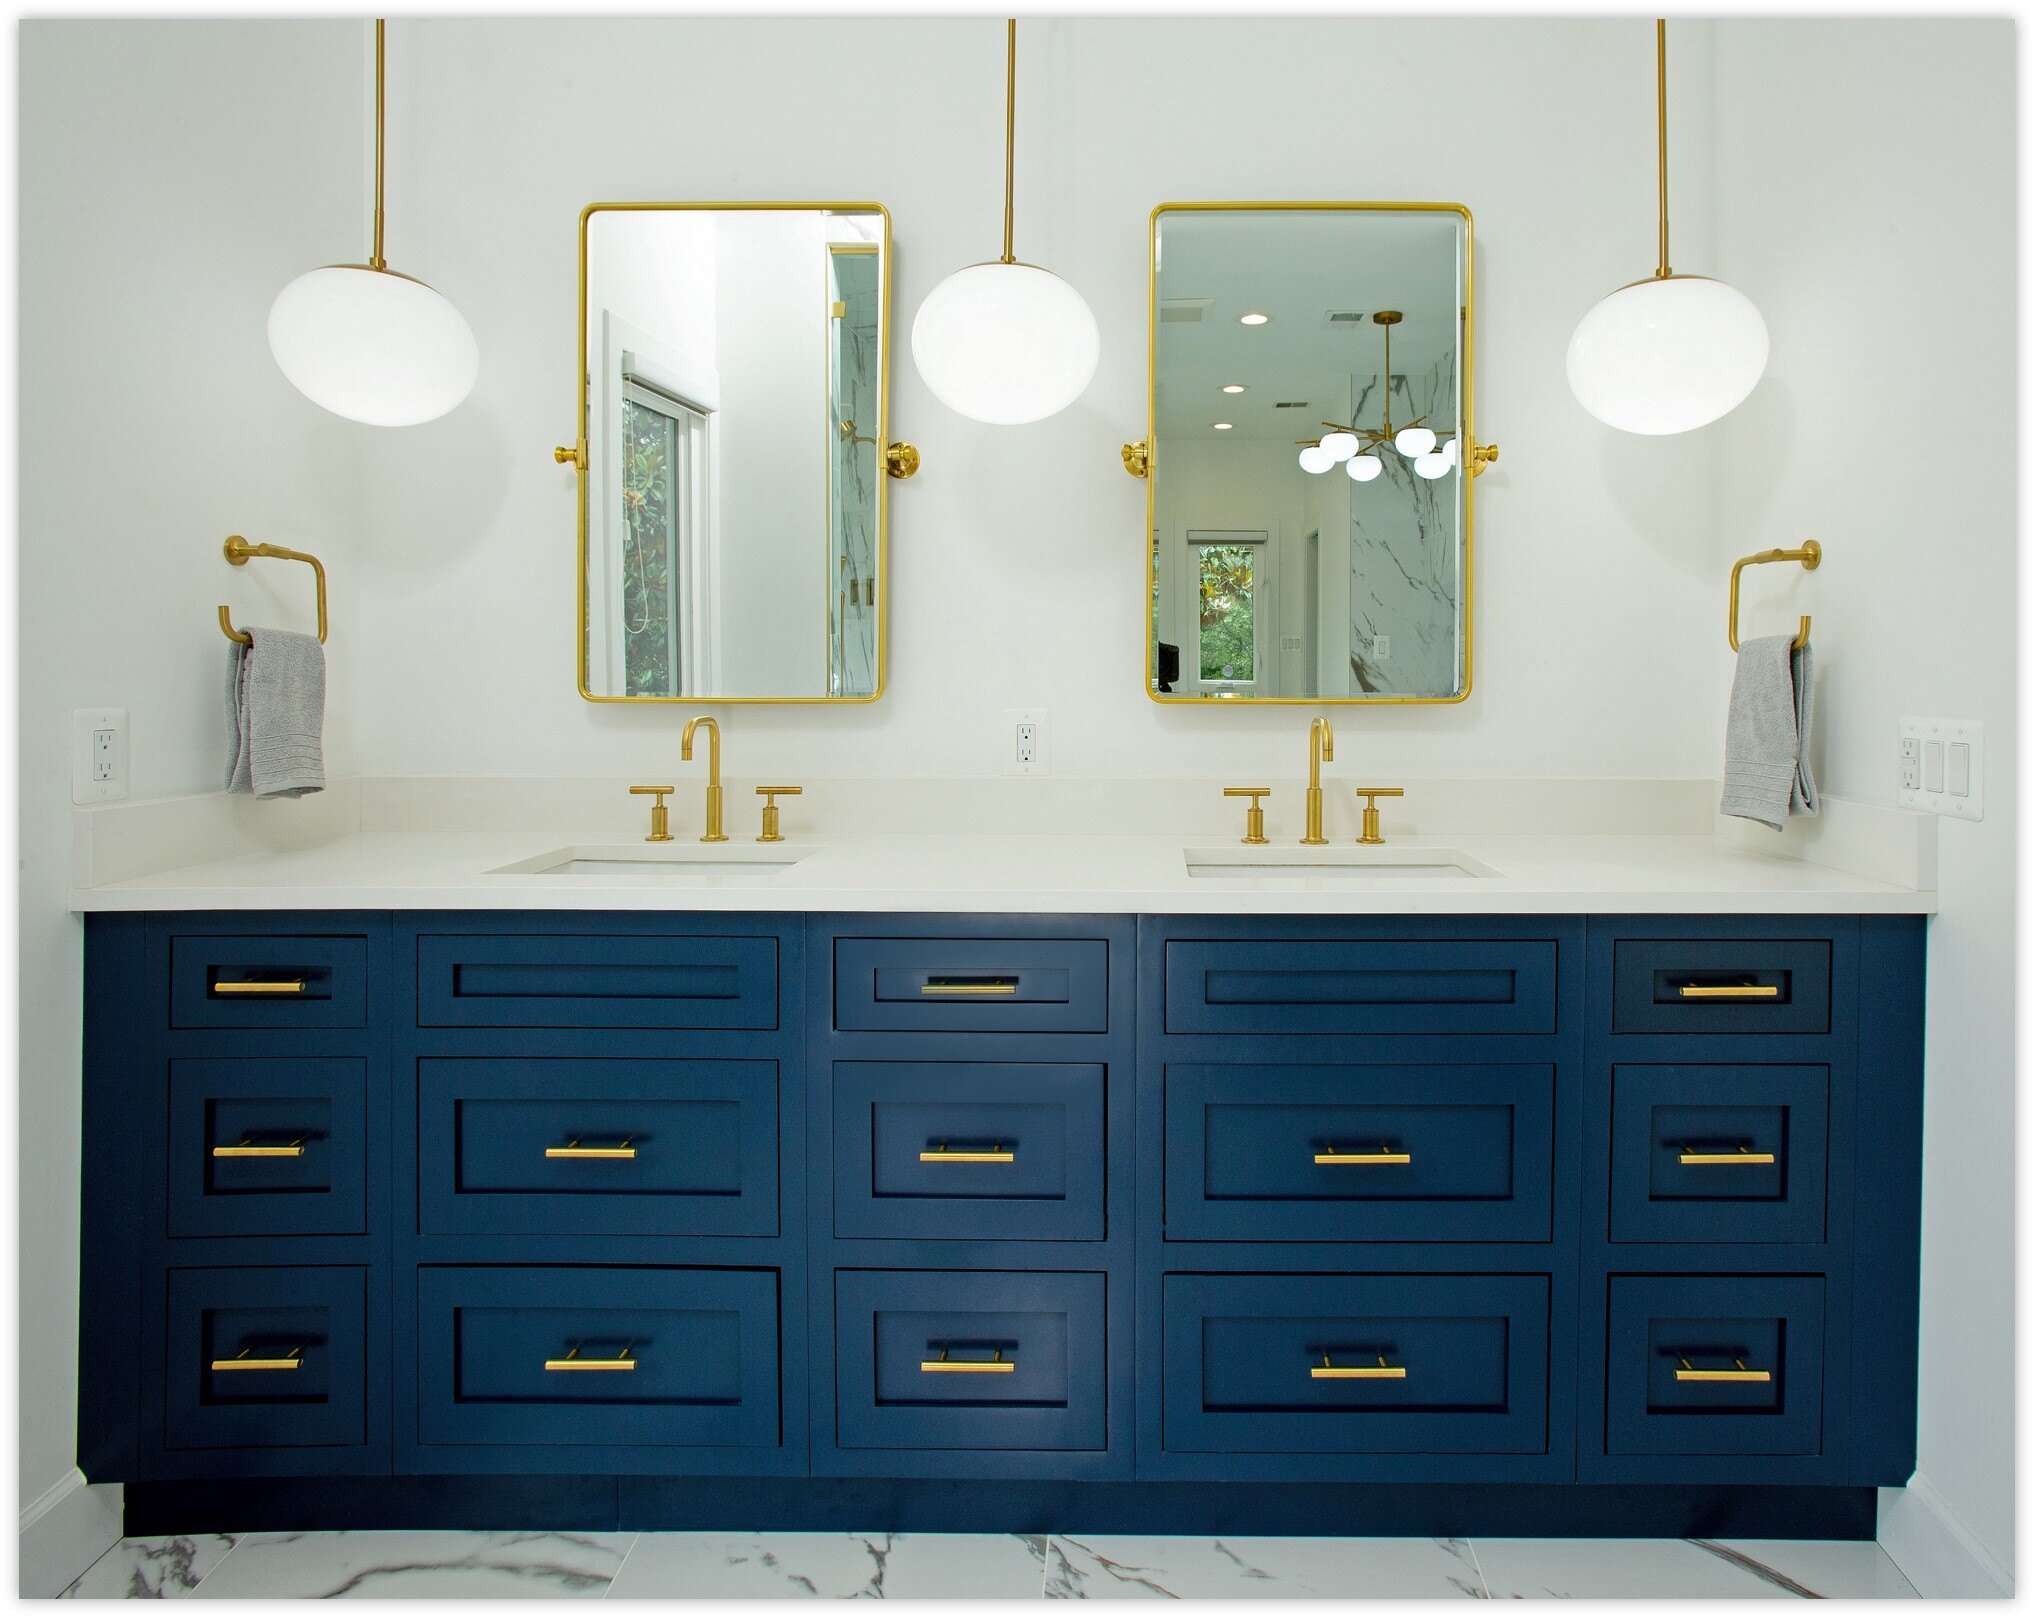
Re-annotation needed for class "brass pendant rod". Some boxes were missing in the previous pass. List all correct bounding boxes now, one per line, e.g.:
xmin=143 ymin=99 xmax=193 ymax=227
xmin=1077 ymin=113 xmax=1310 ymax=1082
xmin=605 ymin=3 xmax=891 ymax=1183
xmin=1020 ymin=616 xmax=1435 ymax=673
xmin=1000 ymin=18 xmax=1017 ymax=264
xmin=1654 ymin=17 xmax=1671 ymax=279
xmin=1380 ymin=320 xmax=1394 ymax=436
xmin=371 ymin=18 xmax=388 ymax=271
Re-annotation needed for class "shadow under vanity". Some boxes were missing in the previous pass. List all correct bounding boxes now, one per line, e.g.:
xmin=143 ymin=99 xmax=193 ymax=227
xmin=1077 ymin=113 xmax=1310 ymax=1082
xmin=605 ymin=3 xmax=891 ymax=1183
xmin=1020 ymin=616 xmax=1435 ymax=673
xmin=78 ymin=907 xmax=1922 ymax=1537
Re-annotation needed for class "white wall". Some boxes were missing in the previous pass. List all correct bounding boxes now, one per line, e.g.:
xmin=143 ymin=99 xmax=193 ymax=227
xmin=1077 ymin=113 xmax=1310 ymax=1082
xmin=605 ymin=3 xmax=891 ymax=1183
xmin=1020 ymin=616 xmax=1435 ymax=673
xmin=17 ymin=19 xmax=366 ymax=1583
xmin=1712 ymin=21 xmax=2016 ymax=1591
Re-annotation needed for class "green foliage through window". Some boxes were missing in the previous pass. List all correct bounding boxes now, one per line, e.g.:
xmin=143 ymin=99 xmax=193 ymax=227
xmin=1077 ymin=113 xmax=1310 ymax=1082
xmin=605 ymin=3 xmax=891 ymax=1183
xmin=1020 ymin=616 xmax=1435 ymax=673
xmin=1198 ymin=543 xmax=1256 ymax=682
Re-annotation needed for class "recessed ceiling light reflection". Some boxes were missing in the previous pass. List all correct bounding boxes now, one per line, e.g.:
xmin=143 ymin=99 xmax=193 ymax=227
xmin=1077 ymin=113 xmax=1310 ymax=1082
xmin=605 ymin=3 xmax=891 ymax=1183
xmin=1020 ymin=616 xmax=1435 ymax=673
xmin=1211 ymin=421 xmax=1234 ymax=430
xmin=1238 ymin=312 xmax=1270 ymax=326
xmin=1221 ymin=383 xmax=1247 ymax=394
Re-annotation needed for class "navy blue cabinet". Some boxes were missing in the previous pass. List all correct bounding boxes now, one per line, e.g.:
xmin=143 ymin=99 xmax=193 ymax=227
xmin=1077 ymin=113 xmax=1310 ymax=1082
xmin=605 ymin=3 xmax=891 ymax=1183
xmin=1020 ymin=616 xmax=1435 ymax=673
xmin=80 ymin=907 xmax=1924 ymax=1530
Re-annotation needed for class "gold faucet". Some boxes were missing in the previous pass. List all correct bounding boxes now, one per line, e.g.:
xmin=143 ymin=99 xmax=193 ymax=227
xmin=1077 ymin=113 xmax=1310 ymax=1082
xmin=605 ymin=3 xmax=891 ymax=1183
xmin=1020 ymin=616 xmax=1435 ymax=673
xmin=680 ymin=716 xmax=728 ymax=843
xmin=1302 ymin=716 xmax=1335 ymax=845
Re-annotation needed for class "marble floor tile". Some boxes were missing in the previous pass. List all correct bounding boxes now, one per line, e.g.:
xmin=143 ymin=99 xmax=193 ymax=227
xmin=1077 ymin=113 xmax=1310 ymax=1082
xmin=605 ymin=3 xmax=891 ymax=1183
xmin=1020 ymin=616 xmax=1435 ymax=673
xmin=1043 ymin=1536 xmax=1488 ymax=1599
xmin=1704 ymin=1540 xmax=1919 ymax=1599
xmin=605 ymin=1532 xmax=1049 ymax=1599
xmin=62 ymin=1536 xmax=239 ymax=1599
xmin=182 ymin=1530 xmax=634 ymax=1600
xmin=1472 ymin=1536 xmax=1915 ymax=1599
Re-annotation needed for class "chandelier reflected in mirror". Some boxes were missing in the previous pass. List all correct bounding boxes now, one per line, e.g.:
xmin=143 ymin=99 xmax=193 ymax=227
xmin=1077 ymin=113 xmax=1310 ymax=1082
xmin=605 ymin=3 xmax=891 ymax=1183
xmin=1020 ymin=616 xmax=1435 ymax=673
xmin=1296 ymin=311 xmax=1456 ymax=484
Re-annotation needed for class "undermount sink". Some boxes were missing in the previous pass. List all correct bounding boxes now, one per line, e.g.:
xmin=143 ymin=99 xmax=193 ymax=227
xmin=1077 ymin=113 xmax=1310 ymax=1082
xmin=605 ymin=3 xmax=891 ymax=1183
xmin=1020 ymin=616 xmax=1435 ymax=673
xmin=1183 ymin=846 xmax=1500 ymax=881
xmin=490 ymin=843 xmax=817 ymax=879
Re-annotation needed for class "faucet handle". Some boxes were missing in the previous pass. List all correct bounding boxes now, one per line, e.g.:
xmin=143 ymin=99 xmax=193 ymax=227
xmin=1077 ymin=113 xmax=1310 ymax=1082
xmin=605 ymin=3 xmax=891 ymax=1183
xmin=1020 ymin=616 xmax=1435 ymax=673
xmin=629 ymin=784 xmax=676 ymax=844
xmin=1353 ymin=787 xmax=1404 ymax=846
xmin=755 ymin=785 xmax=803 ymax=844
xmin=1223 ymin=786 xmax=1272 ymax=846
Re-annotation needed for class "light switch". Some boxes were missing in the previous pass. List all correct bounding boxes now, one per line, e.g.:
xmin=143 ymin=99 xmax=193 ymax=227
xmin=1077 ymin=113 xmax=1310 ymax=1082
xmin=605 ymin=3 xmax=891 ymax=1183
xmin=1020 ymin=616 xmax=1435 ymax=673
xmin=1900 ymin=718 xmax=1984 ymax=821
xmin=1948 ymin=742 xmax=1972 ymax=796
xmin=1924 ymin=739 xmax=1945 ymax=792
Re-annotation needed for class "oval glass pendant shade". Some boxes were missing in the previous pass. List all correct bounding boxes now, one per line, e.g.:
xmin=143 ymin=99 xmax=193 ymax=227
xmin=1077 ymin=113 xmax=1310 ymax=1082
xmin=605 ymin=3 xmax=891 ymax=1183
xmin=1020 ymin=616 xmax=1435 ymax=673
xmin=269 ymin=266 xmax=478 ymax=427
xmin=911 ymin=262 xmax=1099 ymax=426
xmin=1566 ymin=275 xmax=1767 ymax=435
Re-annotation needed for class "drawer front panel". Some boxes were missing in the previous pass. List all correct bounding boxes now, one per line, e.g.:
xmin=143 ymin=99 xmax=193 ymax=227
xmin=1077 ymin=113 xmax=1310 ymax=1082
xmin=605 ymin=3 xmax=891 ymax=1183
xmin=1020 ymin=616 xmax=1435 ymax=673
xmin=167 ymin=1058 xmax=368 ymax=1237
xmin=1164 ymin=938 xmax=1557 ymax=1037
xmin=170 ymin=933 xmax=368 ymax=1031
xmin=416 ymin=934 xmax=778 ymax=1030
xmin=165 ymin=1267 xmax=367 ymax=1451
xmin=833 ymin=1061 xmax=1105 ymax=1242
xmin=834 ymin=1269 xmax=1107 ymax=1452
xmin=1611 ymin=940 xmax=1832 ymax=1035
xmin=1164 ymin=1273 xmax=1549 ymax=1455
xmin=417 ymin=1267 xmax=780 ymax=1450
xmin=833 ymin=938 xmax=1109 ymax=1034
xmin=1605 ymin=1275 xmax=1825 ymax=1457
xmin=1165 ymin=1064 xmax=1553 ymax=1242
xmin=1611 ymin=1066 xmax=1829 ymax=1244
xmin=419 ymin=1058 xmax=778 ymax=1237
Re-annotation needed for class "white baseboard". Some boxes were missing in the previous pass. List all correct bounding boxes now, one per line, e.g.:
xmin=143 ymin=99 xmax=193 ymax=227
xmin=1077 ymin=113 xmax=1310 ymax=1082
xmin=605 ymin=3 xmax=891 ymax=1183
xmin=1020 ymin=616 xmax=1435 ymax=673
xmin=1879 ymin=1474 xmax=2013 ymax=1597
xmin=17 ymin=1468 xmax=122 ymax=1598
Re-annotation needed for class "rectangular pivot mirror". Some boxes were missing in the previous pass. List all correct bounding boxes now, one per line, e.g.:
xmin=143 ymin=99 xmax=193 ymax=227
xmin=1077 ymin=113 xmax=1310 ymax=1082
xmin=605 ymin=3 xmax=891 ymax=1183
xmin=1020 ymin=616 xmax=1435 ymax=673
xmin=578 ymin=204 xmax=892 ymax=702
xmin=1144 ymin=204 xmax=1476 ymax=703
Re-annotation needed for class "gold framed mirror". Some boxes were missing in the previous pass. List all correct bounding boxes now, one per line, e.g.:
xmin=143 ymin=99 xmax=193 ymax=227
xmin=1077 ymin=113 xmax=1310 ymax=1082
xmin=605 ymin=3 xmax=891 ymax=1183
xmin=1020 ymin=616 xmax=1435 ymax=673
xmin=566 ymin=201 xmax=914 ymax=704
xmin=1129 ymin=202 xmax=1494 ymax=704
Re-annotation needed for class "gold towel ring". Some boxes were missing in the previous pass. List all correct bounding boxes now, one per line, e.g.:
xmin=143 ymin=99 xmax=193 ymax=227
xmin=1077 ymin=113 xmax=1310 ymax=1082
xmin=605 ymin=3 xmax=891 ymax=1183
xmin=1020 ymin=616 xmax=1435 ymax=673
xmin=219 ymin=535 xmax=328 ymax=645
xmin=1727 ymin=540 xmax=1821 ymax=652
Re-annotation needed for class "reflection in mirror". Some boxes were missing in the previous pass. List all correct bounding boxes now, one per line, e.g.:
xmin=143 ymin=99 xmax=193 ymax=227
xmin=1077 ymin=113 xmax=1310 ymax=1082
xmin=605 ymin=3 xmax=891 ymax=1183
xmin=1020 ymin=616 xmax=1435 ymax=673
xmin=1145 ymin=206 xmax=1472 ymax=703
xmin=580 ymin=205 xmax=889 ymax=701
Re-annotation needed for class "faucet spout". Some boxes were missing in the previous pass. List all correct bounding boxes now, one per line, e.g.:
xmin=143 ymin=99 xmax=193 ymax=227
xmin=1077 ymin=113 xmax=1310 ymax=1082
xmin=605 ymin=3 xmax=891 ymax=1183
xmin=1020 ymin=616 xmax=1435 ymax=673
xmin=681 ymin=716 xmax=728 ymax=843
xmin=1303 ymin=717 xmax=1335 ymax=845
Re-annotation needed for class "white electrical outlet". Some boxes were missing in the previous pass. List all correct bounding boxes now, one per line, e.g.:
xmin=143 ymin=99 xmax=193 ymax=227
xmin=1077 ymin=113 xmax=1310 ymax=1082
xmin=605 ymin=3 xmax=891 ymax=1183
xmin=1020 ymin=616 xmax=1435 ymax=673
xmin=1899 ymin=717 xmax=1984 ymax=820
xmin=1005 ymin=707 xmax=1050 ymax=777
xmin=72 ymin=707 xmax=129 ymax=803
xmin=1373 ymin=634 xmax=1391 ymax=662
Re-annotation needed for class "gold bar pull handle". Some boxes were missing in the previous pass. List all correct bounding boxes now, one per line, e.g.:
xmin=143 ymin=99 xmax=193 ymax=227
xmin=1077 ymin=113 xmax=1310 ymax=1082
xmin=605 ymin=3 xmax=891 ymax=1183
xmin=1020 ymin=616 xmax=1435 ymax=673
xmin=1314 ymin=1143 xmax=1413 ymax=1166
xmin=212 ymin=1138 xmax=308 ymax=1159
xmin=920 ymin=1347 xmax=1016 ymax=1374
xmin=1676 ymin=982 xmax=1781 ymax=1000
xmin=919 ymin=1142 xmax=1016 ymax=1164
xmin=211 ymin=1344 xmax=306 ymax=1373
xmin=1312 ymin=1353 xmax=1407 ymax=1381
xmin=544 ymin=1139 xmax=638 ymax=1161
xmin=1678 ymin=1142 xmax=1778 ymax=1166
xmin=211 ymin=978 xmax=309 ymax=997
xmin=919 ymin=978 xmax=1019 ymax=997
xmin=1675 ymin=1356 xmax=1772 ymax=1384
xmin=545 ymin=1343 xmax=637 ymax=1372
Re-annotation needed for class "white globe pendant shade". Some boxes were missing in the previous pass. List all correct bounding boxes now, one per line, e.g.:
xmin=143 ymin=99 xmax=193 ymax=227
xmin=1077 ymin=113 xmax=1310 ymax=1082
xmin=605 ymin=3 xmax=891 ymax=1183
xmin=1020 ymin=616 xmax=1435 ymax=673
xmin=1566 ymin=274 xmax=1768 ymax=435
xmin=910 ymin=261 xmax=1099 ymax=426
xmin=1394 ymin=426 xmax=1438 ymax=458
xmin=268 ymin=265 xmax=478 ymax=427
xmin=1347 ymin=454 xmax=1384 ymax=482
xmin=1413 ymin=450 xmax=1452 ymax=479
xmin=1318 ymin=430 xmax=1359 ymax=462
xmin=1297 ymin=444 xmax=1336 ymax=475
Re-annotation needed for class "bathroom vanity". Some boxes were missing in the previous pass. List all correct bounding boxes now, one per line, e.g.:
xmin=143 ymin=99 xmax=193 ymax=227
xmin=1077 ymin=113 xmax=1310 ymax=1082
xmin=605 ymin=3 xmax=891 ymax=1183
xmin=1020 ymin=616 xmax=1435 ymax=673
xmin=75 ymin=890 xmax=1925 ymax=1540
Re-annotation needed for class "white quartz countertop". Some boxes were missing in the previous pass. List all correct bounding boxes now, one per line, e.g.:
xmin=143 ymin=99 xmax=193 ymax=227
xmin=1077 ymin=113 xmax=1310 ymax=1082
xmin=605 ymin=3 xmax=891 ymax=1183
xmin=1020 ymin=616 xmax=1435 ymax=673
xmin=71 ymin=829 xmax=1936 ymax=915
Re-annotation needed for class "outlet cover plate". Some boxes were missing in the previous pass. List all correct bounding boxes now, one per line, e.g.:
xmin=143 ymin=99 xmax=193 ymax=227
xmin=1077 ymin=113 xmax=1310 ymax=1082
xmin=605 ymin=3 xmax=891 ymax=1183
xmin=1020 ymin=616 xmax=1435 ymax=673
xmin=1899 ymin=717 xmax=1983 ymax=820
xmin=71 ymin=707 xmax=128 ymax=803
xmin=1005 ymin=707 xmax=1050 ymax=777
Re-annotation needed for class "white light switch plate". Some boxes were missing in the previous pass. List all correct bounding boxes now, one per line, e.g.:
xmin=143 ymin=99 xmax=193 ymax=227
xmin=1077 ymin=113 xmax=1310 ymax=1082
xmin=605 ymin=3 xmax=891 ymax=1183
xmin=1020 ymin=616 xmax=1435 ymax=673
xmin=1899 ymin=717 xmax=1983 ymax=820
xmin=1005 ymin=708 xmax=1050 ymax=777
xmin=71 ymin=707 xmax=128 ymax=803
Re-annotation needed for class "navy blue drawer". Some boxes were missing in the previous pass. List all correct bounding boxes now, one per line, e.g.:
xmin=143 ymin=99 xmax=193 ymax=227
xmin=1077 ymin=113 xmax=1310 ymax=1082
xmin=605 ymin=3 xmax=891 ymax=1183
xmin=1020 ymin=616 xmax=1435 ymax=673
xmin=1611 ymin=939 xmax=1832 ymax=1035
xmin=1165 ymin=1063 xmax=1553 ymax=1242
xmin=418 ymin=1058 xmax=778 ymax=1238
xmin=833 ymin=1061 xmax=1104 ymax=1242
xmin=416 ymin=933 xmax=778 ymax=1030
xmin=833 ymin=937 xmax=1109 ymax=1034
xmin=1606 ymin=1275 xmax=1825 ymax=1457
xmin=167 ymin=1058 xmax=367 ymax=1238
xmin=835 ymin=1269 xmax=1107 ymax=1452
xmin=1164 ymin=937 xmax=1557 ymax=1036
xmin=170 ymin=933 xmax=368 ymax=1031
xmin=165 ymin=1266 xmax=367 ymax=1452
xmin=417 ymin=1267 xmax=780 ymax=1450
xmin=1611 ymin=1066 xmax=1829 ymax=1244
xmin=1163 ymin=1273 xmax=1549 ymax=1455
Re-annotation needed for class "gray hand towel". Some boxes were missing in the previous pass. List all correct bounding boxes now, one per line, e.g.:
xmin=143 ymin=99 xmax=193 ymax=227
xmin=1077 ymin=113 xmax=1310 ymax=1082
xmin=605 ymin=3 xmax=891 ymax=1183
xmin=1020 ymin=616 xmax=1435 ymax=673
xmin=225 ymin=627 xmax=325 ymax=799
xmin=1720 ymin=634 xmax=1818 ymax=831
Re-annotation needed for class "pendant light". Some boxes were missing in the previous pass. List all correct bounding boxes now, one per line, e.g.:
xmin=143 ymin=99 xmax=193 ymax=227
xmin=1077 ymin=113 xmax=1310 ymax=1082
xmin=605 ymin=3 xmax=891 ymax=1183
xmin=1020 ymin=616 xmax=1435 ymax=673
xmin=910 ymin=19 xmax=1100 ymax=426
xmin=1566 ymin=19 xmax=1767 ymax=435
xmin=1297 ymin=312 xmax=1458 ymax=483
xmin=268 ymin=19 xmax=478 ymax=427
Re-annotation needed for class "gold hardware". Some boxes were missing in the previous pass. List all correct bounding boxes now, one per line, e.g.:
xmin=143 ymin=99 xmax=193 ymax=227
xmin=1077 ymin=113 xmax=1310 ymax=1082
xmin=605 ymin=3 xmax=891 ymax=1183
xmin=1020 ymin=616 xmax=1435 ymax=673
xmin=919 ymin=1143 xmax=1016 ymax=1164
xmin=629 ymin=784 xmax=675 ymax=843
xmin=211 ymin=1345 xmax=306 ymax=1373
xmin=1656 ymin=17 xmax=1671 ymax=279
xmin=1675 ymin=1356 xmax=1771 ymax=1384
xmin=921 ymin=1346 xmax=1015 ymax=1374
xmin=1354 ymin=786 xmax=1405 ymax=846
xmin=545 ymin=1343 xmax=637 ymax=1372
xmin=1676 ymin=982 xmax=1781 ymax=1000
xmin=1302 ymin=717 xmax=1335 ymax=844
xmin=544 ymin=1139 xmax=638 ymax=1160
xmin=554 ymin=442 xmax=585 ymax=469
xmin=1000 ymin=18 xmax=1017 ymax=263
xmin=680 ymin=716 xmax=727 ymax=842
xmin=1728 ymin=540 xmax=1822 ymax=652
xmin=1314 ymin=1145 xmax=1412 ymax=1166
xmin=831 ymin=299 xmax=848 ymax=319
xmin=1312 ymin=1353 xmax=1406 ymax=1380
xmin=1121 ymin=439 xmax=1150 ymax=479
xmin=1467 ymin=442 xmax=1500 ymax=477
xmin=919 ymin=979 xmax=1019 ymax=996
xmin=1678 ymin=1143 xmax=1777 ymax=1166
xmin=755 ymin=785 xmax=803 ymax=843
xmin=211 ymin=977 xmax=308 ymax=996
xmin=219 ymin=536 xmax=328 ymax=646
xmin=211 ymin=1138 xmax=307 ymax=1159
xmin=884 ymin=442 xmax=921 ymax=479
xmin=1223 ymin=786 xmax=1271 ymax=846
